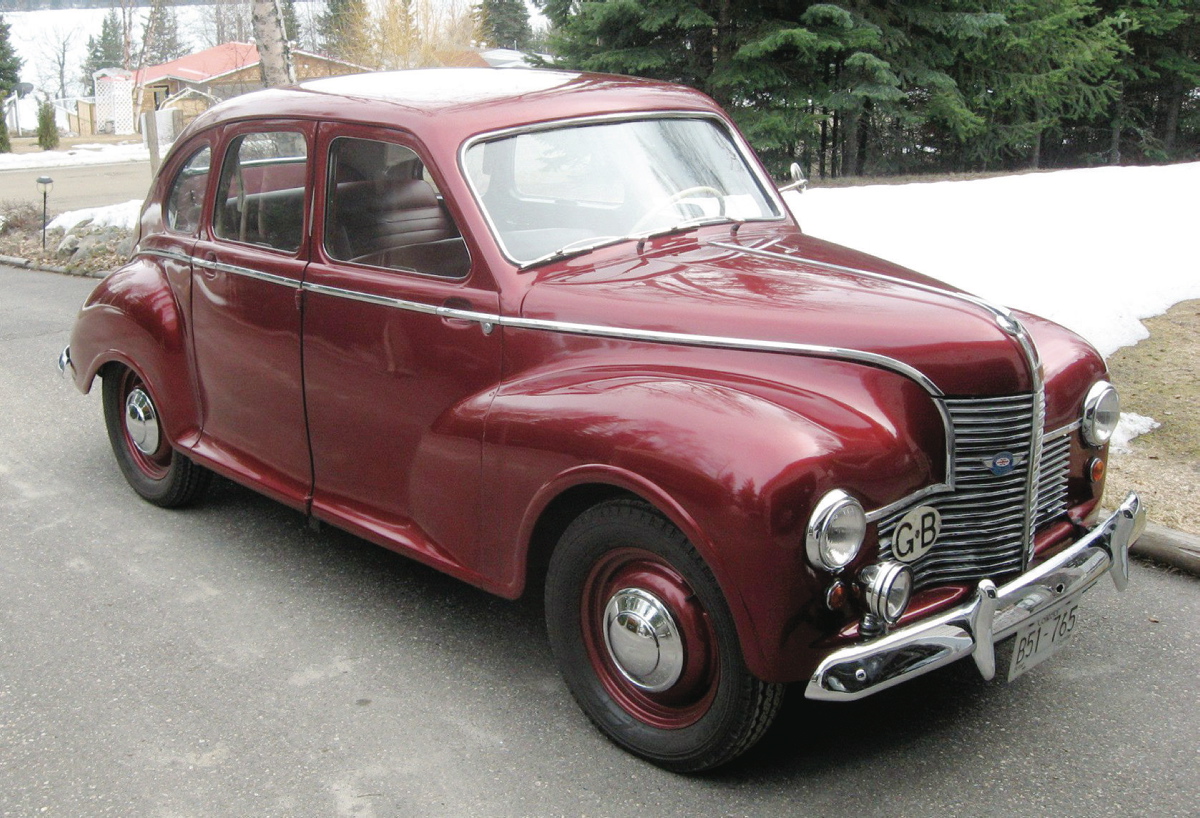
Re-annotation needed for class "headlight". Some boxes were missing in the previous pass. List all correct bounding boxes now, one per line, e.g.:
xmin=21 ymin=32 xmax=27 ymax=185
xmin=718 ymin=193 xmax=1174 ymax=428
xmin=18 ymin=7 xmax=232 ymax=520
xmin=859 ymin=562 xmax=913 ymax=625
xmin=1082 ymin=381 xmax=1120 ymax=447
xmin=805 ymin=490 xmax=866 ymax=572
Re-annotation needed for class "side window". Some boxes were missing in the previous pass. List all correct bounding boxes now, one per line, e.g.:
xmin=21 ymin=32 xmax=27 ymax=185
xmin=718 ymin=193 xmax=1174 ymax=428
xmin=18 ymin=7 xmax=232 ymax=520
xmin=324 ymin=136 xmax=469 ymax=278
xmin=165 ymin=146 xmax=211 ymax=234
xmin=213 ymin=131 xmax=308 ymax=253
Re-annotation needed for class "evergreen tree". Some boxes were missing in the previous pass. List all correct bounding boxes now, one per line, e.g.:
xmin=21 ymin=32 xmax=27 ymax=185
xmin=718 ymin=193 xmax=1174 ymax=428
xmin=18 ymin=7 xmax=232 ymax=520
xmin=953 ymin=0 xmax=1124 ymax=169
xmin=37 ymin=99 xmax=59 ymax=150
xmin=1093 ymin=0 xmax=1200 ymax=163
xmin=281 ymin=0 xmax=301 ymax=44
xmin=318 ymin=0 xmax=372 ymax=63
xmin=0 ymin=13 xmax=20 ymax=153
xmin=480 ymin=0 xmax=532 ymax=50
xmin=81 ymin=11 xmax=125 ymax=95
xmin=143 ymin=0 xmax=189 ymax=66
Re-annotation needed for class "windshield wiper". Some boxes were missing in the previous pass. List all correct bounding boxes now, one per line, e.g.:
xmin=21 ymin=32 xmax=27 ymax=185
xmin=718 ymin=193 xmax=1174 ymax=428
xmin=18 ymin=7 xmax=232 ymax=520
xmin=634 ymin=215 xmax=740 ymax=241
xmin=519 ymin=235 xmax=625 ymax=269
xmin=519 ymin=217 xmax=742 ymax=270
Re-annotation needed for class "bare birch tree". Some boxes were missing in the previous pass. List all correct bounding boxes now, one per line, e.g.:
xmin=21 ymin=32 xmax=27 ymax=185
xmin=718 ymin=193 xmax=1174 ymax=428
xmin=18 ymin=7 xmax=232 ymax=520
xmin=252 ymin=0 xmax=296 ymax=86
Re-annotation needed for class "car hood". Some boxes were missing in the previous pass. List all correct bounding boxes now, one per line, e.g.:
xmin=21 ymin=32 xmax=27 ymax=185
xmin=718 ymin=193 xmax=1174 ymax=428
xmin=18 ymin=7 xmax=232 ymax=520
xmin=519 ymin=227 xmax=1038 ymax=397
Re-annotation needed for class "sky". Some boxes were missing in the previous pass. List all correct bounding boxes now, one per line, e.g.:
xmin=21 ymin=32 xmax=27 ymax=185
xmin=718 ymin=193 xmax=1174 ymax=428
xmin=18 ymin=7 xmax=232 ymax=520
xmin=9 ymin=144 xmax=1195 ymax=446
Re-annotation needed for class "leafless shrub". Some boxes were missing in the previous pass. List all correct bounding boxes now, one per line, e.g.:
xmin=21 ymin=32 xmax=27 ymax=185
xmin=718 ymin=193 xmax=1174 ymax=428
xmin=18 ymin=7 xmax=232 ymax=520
xmin=0 ymin=201 xmax=45 ymax=235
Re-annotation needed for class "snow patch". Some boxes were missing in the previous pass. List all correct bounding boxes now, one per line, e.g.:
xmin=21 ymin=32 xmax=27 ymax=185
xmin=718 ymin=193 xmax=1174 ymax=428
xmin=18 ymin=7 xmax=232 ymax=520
xmin=47 ymin=199 xmax=142 ymax=233
xmin=1110 ymin=412 xmax=1161 ymax=454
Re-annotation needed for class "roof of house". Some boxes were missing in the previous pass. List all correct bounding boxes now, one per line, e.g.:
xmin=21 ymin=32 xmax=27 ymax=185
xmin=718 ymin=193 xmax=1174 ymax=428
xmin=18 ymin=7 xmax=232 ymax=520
xmin=134 ymin=42 xmax=261 ymax=86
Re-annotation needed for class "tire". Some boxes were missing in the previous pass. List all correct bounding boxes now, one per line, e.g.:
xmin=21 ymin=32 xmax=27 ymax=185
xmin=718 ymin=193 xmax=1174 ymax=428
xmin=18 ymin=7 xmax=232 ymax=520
xmin=545 ymin=498 xmax=784 ymax=772
xmin=102 ymin=365 xmax=211 ymax=508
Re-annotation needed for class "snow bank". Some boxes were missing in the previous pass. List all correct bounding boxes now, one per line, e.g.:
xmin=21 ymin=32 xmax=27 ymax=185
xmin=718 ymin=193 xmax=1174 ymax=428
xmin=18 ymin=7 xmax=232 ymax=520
xmin=47 ymin=199 xmax=142 ymax=233
xmin=786 ymin=162 xmax=1200 ymax=359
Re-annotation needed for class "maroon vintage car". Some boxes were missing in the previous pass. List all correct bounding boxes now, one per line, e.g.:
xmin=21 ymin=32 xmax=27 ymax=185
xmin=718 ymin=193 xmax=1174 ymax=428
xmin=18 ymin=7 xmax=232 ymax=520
xmin=60 ymin=68 xmax=1145 ymax=771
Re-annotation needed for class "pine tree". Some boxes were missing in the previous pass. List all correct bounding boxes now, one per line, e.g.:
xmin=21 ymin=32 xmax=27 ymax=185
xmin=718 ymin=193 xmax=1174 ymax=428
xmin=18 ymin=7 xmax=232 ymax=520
xmin=0 ymin=14 xmax=19 ymax=96
xmin=81 ymin=11 xmax=126 ymax=95
xmin=37 ymin=99 xmax=59 ymax=150
xmin=479 ymin=0 xmax=532 ymax=50
xmin=318 ymin=0 xmax=373 ymax=63
xmin=954 ymin=0 xmax=1124 ymax=169
xmin=143 ymin=0 xmax=189 ymax=66
xmin=280 ymin=0 xmax=301 ymax=44
xmin=0 ymin=14 xmax=19 ymax=153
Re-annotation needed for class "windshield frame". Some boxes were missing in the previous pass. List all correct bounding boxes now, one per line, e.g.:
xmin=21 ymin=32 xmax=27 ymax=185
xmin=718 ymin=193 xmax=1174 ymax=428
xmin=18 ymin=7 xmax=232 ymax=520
xmin=458 ymin=111 xmax=789 ymax=270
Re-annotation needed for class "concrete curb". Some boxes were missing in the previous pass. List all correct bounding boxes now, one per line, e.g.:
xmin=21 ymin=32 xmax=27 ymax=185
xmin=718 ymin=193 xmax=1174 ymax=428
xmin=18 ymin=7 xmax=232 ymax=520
xmin=0 ymin=254 xmax=103 ymax=278
xmin=1131 ymin=523 xmax=1200 ymax=577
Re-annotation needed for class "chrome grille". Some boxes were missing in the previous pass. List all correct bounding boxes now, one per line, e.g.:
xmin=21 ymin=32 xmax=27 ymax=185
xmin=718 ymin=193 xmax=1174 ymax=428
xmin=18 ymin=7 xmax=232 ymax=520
xmin=1035 ymin=429 xmax=1072 ymax=526
xmin=878 ymin=394 xmax=1072 ymax=590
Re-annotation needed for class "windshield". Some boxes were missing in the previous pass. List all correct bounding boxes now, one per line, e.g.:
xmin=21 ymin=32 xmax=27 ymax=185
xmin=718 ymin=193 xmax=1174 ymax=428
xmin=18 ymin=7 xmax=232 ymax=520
xmin=463 ymin=117 xmax=782 ymax=266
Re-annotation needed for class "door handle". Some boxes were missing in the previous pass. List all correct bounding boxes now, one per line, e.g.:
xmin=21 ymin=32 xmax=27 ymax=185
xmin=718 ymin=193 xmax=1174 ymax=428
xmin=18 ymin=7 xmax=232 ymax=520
xmin=440 ymin=298 xmax=494 ymax=334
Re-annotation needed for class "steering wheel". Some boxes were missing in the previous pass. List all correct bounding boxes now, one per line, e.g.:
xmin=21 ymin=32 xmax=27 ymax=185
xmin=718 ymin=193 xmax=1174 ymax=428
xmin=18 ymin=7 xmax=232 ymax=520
xmin=631 ymin=186 xmax=725 ymax=233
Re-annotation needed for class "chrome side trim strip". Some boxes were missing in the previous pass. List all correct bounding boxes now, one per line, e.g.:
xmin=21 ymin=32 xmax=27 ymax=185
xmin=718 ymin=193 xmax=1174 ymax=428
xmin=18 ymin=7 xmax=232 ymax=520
xmin=137 ymin=247 xmax=194 ymax=265
xmin=299 ymin=281 xmax=944 ymax=396
xmin=193 ymin=257 xmax=302 ymax=289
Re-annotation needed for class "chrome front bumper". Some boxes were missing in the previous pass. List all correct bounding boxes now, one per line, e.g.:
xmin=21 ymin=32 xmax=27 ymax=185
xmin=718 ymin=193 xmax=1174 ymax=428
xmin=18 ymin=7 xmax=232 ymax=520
xmin=57 ymin=345 xmax=71 ymax=377
xmin=805 ymin=492 xmax=1145 ymax=701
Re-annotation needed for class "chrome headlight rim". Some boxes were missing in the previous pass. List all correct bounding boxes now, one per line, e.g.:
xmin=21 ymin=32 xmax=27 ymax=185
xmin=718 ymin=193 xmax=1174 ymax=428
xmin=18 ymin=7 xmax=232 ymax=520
xmin=859 ymin=561 xmax=913 ymax=625
xmin=805 ymin=489 xmax=867 ymax=572
xmin=1082 ymin=380 xmax=1120 ymax=447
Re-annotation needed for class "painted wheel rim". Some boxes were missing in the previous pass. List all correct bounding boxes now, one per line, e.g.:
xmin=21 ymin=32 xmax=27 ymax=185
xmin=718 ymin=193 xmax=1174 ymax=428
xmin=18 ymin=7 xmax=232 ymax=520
xmin=119 ymin=371 xmax=170 ymax=480
xmin=581 ymin=548 xmax=719 ymax=729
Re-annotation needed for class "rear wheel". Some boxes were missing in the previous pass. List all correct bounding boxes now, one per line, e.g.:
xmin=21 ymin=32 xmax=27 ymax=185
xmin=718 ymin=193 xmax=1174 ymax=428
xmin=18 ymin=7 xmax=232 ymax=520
xmin=102 ymin=365 xmax=211 ymax=508
xmin=545 ymin=498 xmax=783 ymax=771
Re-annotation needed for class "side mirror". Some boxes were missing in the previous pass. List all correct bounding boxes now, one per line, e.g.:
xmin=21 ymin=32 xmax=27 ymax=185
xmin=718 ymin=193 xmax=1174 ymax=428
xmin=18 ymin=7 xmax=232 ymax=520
xmin=779 ymin=162 xmax=808 ymax=193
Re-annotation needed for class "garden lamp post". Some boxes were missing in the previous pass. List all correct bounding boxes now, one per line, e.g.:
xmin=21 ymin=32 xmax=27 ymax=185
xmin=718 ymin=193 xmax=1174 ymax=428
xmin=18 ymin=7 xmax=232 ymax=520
xmin=36 ymin=176 xmax=53 ymax=250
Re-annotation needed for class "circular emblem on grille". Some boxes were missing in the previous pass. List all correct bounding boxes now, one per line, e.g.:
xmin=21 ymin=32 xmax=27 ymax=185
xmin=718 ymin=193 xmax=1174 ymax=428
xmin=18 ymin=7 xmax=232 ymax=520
xmin=988 ymin=451 xmax=1016 ymax=476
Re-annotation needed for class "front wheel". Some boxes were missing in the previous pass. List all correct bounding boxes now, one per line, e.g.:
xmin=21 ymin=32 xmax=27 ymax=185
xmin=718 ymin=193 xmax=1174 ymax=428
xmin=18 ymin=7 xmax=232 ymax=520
xmin=102 ymin=365 xmax=211 ymax=508
xmin=545 ymin=499 xmax=783 ymax=771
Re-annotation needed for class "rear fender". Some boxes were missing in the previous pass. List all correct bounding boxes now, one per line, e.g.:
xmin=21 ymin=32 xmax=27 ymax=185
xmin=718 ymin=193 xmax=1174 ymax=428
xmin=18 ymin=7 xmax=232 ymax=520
xmin=68 ymin=257 xmax=201 ymax=448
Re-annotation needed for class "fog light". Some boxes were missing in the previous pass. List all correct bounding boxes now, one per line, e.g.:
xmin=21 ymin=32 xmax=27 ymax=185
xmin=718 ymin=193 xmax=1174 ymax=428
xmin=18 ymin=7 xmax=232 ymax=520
xmin=860 ymin=562 xmax=913 ymax=625
xmin=806 ymin=490 xmax=867 ymax=572
xmin=1082 ymin=381 xmax=1120 ymax=447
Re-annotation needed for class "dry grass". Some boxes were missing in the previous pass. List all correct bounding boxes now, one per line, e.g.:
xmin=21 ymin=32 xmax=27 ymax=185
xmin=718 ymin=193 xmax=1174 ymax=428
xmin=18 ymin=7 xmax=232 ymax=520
xmin=1105 ymin=300 xmax=1200 ymax=535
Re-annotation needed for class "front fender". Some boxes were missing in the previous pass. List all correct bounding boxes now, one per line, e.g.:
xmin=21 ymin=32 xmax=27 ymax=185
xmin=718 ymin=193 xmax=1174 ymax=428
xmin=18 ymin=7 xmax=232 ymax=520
xmin=481 ymin=358 xmax=946 ymax=682
xmin=68 ymin=256 xmax=201 ymax=448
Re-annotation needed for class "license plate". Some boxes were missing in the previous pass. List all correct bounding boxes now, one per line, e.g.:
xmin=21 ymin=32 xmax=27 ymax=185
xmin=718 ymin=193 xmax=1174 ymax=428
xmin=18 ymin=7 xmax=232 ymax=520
xmin=1007 ymin=593 xmax=1082 ymax=681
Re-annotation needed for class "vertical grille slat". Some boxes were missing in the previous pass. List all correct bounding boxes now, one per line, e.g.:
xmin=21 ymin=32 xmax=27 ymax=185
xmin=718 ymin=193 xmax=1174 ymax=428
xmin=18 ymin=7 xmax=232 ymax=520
xmin=878 ymin=394 xmax=1073 ymax=590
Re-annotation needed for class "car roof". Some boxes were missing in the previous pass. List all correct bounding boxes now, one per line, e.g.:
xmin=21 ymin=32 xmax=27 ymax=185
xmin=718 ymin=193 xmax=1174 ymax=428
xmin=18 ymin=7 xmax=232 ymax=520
xmin=183 ymin=68 xmax=724 ymax=145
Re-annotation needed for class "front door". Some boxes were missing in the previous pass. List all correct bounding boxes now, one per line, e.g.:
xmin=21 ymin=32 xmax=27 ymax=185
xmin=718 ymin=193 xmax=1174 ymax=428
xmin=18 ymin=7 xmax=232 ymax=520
xmin=302 ymin=125 xmax=502 ymax=581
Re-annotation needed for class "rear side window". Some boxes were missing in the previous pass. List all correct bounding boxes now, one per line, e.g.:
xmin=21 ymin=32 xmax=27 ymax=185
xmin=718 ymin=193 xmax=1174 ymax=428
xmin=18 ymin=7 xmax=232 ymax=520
xmin=165 ymin=146 xmax=211 ymax=234
xmin=214 ymin=131 xmax=308 ymax=252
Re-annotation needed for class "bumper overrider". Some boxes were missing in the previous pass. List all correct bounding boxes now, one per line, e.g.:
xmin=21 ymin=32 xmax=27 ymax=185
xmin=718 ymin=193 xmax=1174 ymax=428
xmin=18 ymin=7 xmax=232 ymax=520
xmin=805 ymin=492 xmax=1145 ymax=701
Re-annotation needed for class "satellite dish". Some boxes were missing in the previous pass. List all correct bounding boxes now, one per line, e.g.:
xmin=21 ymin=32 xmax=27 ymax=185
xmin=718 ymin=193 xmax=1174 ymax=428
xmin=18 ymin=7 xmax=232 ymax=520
xmin=17 ymin=82 xmax=34 ymax=97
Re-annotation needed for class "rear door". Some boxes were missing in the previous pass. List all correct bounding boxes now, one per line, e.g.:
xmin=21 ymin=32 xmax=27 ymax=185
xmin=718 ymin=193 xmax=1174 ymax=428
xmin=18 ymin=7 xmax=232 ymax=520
xmin=189 ymin=121 xmax=316 ymax=509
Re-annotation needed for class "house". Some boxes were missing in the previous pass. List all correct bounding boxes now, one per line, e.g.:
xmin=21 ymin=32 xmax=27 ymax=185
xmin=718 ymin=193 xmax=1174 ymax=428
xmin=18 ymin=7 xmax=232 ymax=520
xmin=132 ymin=42 xmax=365 ymax=127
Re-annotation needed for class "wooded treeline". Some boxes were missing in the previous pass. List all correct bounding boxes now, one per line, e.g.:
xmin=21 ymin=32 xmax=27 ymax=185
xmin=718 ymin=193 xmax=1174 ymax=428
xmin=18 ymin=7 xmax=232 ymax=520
xmin=536 ymin=0 xmax=1200 ymax=177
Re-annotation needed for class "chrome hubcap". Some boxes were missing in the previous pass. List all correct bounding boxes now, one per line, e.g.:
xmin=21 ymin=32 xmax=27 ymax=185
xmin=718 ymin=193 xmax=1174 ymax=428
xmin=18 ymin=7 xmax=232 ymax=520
xmin=124 ymin=388 xmax=160 ymax=455
xmin=602 ymin=588 xmax=684 ymax=692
